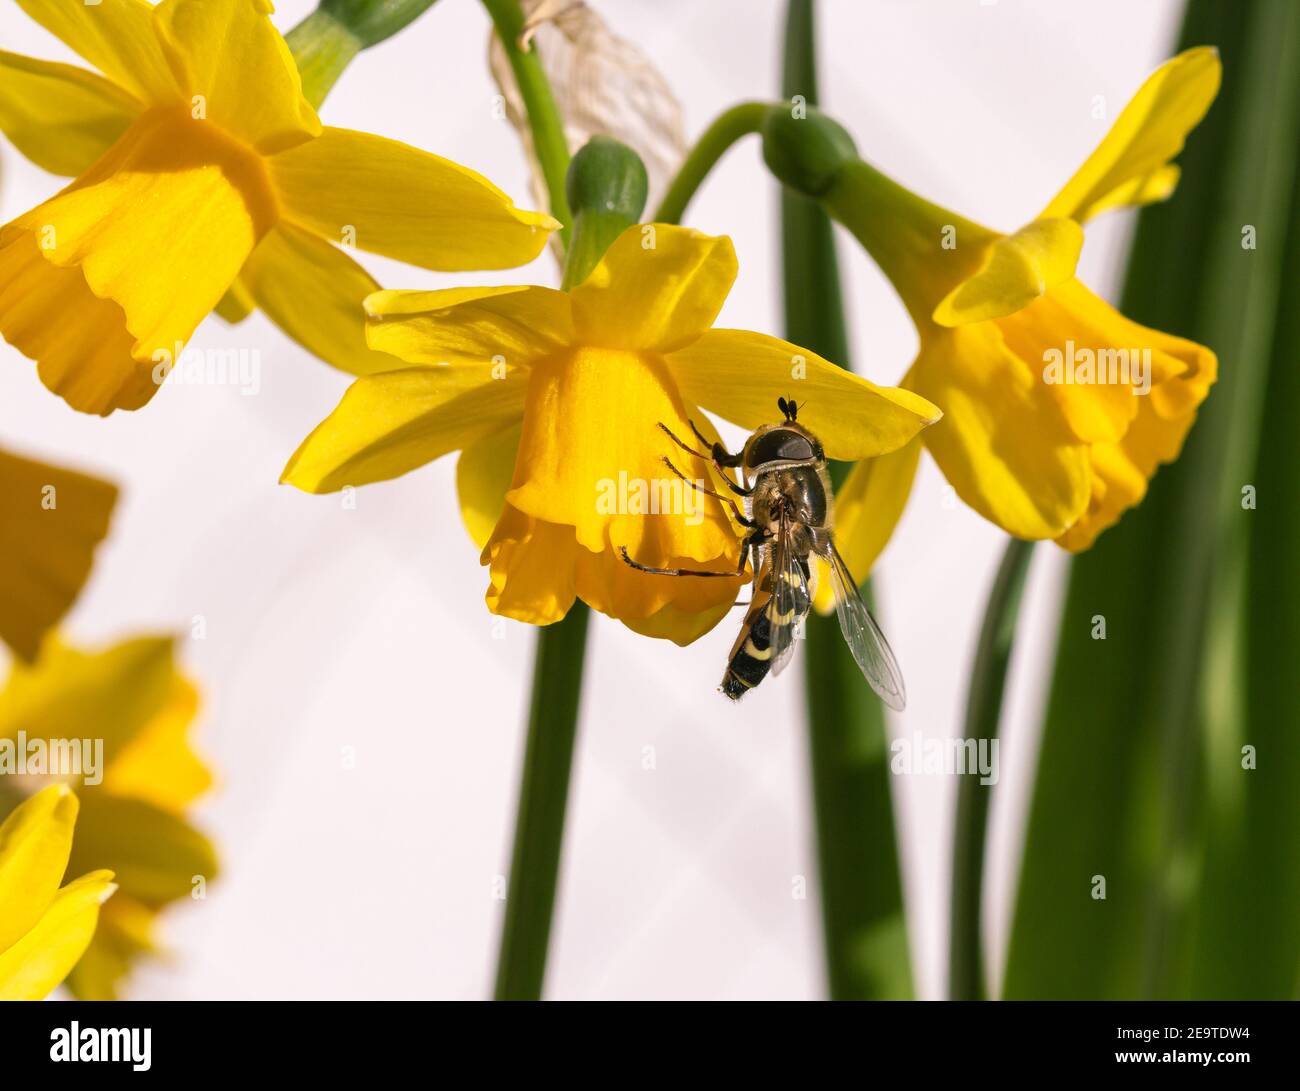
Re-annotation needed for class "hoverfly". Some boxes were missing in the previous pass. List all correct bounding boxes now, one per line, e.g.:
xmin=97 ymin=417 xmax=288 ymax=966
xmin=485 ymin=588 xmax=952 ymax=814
xmin=619 ymin=396 xmax=906 ymax=709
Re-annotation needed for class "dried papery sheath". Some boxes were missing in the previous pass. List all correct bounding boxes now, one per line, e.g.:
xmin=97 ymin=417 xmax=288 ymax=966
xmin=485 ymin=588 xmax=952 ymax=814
xmin=489 ymin=0 xmax=687 ymax=224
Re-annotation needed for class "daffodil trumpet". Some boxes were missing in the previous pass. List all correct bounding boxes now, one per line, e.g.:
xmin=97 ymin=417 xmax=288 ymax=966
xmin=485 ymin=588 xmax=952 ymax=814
xmin=0 ymin=0 xmax=557 ymax=415
xmin=760 ymin=47 xmax=1220 ymax=585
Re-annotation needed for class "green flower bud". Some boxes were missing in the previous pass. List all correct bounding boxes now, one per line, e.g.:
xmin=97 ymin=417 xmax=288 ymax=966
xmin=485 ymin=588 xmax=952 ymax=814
xmin=316 ymin=0 xmax=440 ymax=48
xmin=566 ymin=136 xmax=650 ymax=225
xmin=287 ymin=1 xmax=439 ymax=108
xmin=761 ymin=103 xmax=858 ymax=198
xmin=562 ymin=137 xmax=649 ymax=289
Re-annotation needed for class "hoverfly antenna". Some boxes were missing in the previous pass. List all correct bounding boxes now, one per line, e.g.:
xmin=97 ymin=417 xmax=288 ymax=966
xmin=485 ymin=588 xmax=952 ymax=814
xmin=776 ymin=396 xmax=790 ymax=419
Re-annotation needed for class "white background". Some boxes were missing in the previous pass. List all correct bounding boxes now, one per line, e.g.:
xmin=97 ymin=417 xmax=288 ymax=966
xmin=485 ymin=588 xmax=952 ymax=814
xmin=0 ymin=0 xmax=1181 ymax=999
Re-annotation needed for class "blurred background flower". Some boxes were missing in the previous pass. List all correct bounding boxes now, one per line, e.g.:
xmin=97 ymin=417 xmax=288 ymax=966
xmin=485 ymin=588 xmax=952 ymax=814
xmin=0 ymin=446 xmax=117 ymax=662
xmin=0 ymin=784 xmax=115 ymax=1001
xmin=0 ymin=636 xmax=216 ymax=999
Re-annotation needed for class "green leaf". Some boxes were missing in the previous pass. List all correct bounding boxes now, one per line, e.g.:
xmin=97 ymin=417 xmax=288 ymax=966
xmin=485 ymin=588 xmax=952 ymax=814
xmin=782 ymin=0 xmax=912 ymax=999
xmin=1005 ymin=0 xmax=1300 ymax=999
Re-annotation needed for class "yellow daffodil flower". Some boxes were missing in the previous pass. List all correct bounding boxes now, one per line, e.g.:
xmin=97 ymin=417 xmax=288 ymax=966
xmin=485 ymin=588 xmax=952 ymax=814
xmin=0 ymin=784 xmax=116 ymax=1000
xmin=0 ymin=636 xmax=215 ymax=999
xmin=283 ymin=223 xmax=940 ymax=644
xmin=0 ymin=0 xmax=558 ymax=415
xmin=0 ymin=447 xmax=117 ymax=661
xmin=819 ymin=47 xmax=1221 ymax=590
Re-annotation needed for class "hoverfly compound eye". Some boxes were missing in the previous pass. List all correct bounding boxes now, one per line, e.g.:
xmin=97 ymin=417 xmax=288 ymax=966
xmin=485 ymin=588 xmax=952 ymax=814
xmin=778 ymin=434 xmax=814 ymax=461
xmin=750 ymin=428 xmax=815 ymax=466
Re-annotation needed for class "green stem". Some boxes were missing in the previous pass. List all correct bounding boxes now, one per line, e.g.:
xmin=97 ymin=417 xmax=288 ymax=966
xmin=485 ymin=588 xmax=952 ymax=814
xmin=482 ymin=0 xmax=573 ymax=236
xmin=493 ymin=604 xmax=589 ymax=1000
xmin=653 ymin=102 xmax=770 ymax=225
xmin=285 ymin=11 xmax=361 ymax=108
xmin=492 ymin=139 xmax=644 ymax=1001
xmin=948 ymin=536 xmax=1034 ymax=1000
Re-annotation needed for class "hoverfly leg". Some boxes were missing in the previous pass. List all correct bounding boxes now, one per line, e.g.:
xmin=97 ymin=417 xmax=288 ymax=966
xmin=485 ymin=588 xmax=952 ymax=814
xmin=657 ymin=421 xmax=711 ymax=460
xmin=686 ymin=419 xmax=744 ymax=470
xmin=661 ymin=456 xmax=754 ymax=528
xmin=658 ymin=422 xmax=751 ymax=495
xmin=619 ymin=530 xmax=760 ymax=579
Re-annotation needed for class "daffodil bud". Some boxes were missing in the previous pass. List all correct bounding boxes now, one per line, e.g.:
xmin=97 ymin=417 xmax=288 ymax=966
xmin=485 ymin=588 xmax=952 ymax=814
xmin=286 ymin=0 xmax=439 ymax=107
xmin=562 ymin=137 xmax=649 ymax=288
xmin=761 ymin=104 xmax=858 ymax=198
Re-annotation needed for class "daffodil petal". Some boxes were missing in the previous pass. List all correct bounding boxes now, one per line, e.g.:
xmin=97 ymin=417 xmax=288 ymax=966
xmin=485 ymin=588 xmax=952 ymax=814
xmin=665 ymin=329 xmax=940 ymax=460
xmin=1057 ymin=398 xmax=1188 ymax=552
xmin=65 ymin=795 xmax=216 ymax=905
xmin=102 ymin=675 xmax=211 ymax=812
xmin=0 ymin=637 xmax=180 ymax=759
xmin=482 ymin=503 xmax=739 ymax=638
xmin=15 ymin=0 xmax=176 ymax=104
xmin=365 ymin=285 xmax=573 ymax=368
xmin=1042 ymin=46 xmax=1221 ymax=224
xmin=0 ymin=449 xmax=117 ymax=662
xmin=457 ymin=423 xmax=522 ymax=551
xmin=0 ymin=868 xmax=116 ymax=1001
xmin=65 ymin=891 xmax=158 ymax=1001
xmin=914 ymin=325 xmax=1091 ymax=539
xmin=282 ymin=368 xmax=528 ymax=493
xmin=0 ymin=227 xmax=143 ymax=414
xmin=1078 ymin=164 xmax=1181 ymax=220
xmin=999 ymin=276 xmax=1209 ymax=444
xmin=932 ymin=218 xmax=1084 ymax=327
xmin=812 ymin=436 xmax=922 ymax=615
xmin=569 ymin=224 xmax=736 ymax=352
xmin=484 ymin=505 xmax=579 ymax=626
xmin=152 ymin=0 xmax=320 ymax=154
xmin=0 ymin=51 xmax=138 ymax=177
xmin=0 ymin=108 xmax=277 ymax=414
xmin=573 ymin=524 xmax=741 ymax=638
xmin=269 ymin=127 xmax=558 ymax=271
xmin=617 ymin=597 xmax=734 ymax=647
xmin=0 ymin=785 xmax=79 ymax=953
xmin=1057 ymin=340 xmax=1215 ymax=552
xmin=242 ymin=223 xmax=397 ymax=376
xmin=214 ymin=278 xmax=256 ymax=325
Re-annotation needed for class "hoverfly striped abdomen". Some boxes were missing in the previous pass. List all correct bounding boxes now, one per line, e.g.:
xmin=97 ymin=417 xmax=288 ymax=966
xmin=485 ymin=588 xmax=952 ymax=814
xmin=721 ymin=553 xmax=811 ymax=699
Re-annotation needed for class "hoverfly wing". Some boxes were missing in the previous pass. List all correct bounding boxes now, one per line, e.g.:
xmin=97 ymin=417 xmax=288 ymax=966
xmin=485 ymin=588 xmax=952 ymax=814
xmin=769 ymin=513 xmax=810 ymax=679
xmin=825 ymin=539 xmax=906 ymax=711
